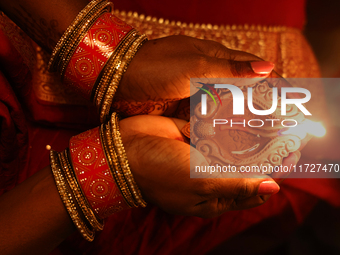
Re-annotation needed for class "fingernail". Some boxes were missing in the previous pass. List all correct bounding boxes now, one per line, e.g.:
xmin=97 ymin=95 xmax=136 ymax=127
xmin=257 ymin=181 xmax=280 ymax=196
xmin=251 ymin=61 xmax=275 ymax=74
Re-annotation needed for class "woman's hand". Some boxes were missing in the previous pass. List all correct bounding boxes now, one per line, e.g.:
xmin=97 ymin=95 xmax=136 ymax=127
xmin=114 ymin=35 xmax=275 ymax=117
xmin=119 ymin=115 xmax=300 ymax=218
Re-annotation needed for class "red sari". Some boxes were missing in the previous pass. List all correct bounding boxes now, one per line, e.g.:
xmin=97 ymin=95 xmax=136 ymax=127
xmin=0 ymin=0 xmax=339 ymax=254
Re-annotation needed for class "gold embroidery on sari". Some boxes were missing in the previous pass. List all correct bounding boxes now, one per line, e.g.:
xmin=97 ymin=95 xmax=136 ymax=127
xmin=0 ymin=9 xmax=321 ymax=106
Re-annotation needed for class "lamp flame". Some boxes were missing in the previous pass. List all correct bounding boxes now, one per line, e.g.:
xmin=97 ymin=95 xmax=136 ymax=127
xmin=280 ymin=119 xmax=326 ymax=140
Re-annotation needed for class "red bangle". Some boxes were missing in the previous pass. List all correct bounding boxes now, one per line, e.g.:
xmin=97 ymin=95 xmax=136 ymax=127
xmin=69 ymin=127 xmax=130 ymax=219
xmin=63 ymin=12 xmax=133 ymax=99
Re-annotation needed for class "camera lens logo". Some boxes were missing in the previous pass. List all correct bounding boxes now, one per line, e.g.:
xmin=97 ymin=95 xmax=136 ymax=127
xmin=197 ymin=83 xmax=222 ymax=115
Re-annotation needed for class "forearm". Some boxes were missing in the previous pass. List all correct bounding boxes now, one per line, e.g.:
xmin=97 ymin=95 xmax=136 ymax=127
xmin=0 ymin=0 xmax=88 ymax=52
xmin=0 ymin=166 xmax=75 ymax=255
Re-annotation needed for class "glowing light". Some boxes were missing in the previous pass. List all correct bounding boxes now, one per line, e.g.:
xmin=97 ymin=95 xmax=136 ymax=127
xmin=280 ymin=119 xmax=326 ymax=139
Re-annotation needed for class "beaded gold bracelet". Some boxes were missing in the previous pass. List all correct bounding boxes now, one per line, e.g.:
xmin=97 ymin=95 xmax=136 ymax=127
xmin=99 ymin=33 xmax=148 ymax=123
xmin=48 ymin=0 xmax=148 ymax=122
xmin=49 ymin=113 xmax=146 ymax=241
xmin=109 ymin=113 xmax=147 ymax=207
xmin=60 ymin=149 xmax=104 ymax=231
xmin=48 ymin=0 xmax=110 ymax=71
xmin=59 ymin=2 xmax=113 ymax=77
xmin=50 ymin=150 xmax=95 ymax=242
xmin=61 ymin=9 xmax=135 ymax=100
xmin=92 ymin=29 xmax=139 ymax=112
xmin=100 ymin=123 xmax=137 ymax=207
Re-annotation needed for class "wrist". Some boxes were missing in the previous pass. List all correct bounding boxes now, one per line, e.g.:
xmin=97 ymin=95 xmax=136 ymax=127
xmin=49 ymin=112 xmax=146 ymax=241
xmin=48 ymin=0 xmax=147 ymax=122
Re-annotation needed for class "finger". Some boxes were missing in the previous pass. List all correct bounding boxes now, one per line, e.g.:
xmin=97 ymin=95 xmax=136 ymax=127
xmin=219 ymin=177 xmax=279 ymax=211
xmin=190 ymin=59 xmax=274 ymax=96
xmin=219 ymin=47 xmax=302 ymax=99
xmin=120 ymin=115 xmax=186 ymax=140
xmin=190 ymin=193 xmax=269 ymax=218
xmin=201 ymin=44 xmax=279 ymax=80
xmin=207 ymin=57 xmax=275 ymax=78
xmin=229 ymin=193 xmax=271 ymax=211
xmin=211 ymin=48 xmax=287 ymax=84
xmin=201 ymin=176 xmax=280 ymax=200
xmin=222 ymin=48 xmax=264 ymax=62
xmin=195 ymin=39 xmax=263 ymax=62
xmin=195 ymin=41 xmax=301 ymax=99
xmin=192 ymin=177 xmax=280 ymax=217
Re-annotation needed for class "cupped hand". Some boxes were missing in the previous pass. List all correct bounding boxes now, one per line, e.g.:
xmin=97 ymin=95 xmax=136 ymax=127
xmin=119 ymin=115 xmax=288 ymax=218
xmin=113 ymin=35 xmax=275 ymax=116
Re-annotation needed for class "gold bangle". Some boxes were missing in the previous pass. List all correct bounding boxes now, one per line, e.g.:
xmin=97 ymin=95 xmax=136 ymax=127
xmin=92 ymin=29 xmax=138 ymax=105
xmin=100 ymin=123 xmax=136 ymax=207
xmin=110 ymin=113 xmax=147 ymax=207
xmin=50 ymin=150 xmax=95 ymax=241
xmin=99 ymin=33 xmax=146 ymax=122
xmin=60 ymin=149 xmax=104 ymax=231
xmin=99 ymin=34 xmax=148 ymax=123
xmin=59 ymin=2 xmax=114 ymax=77
xmin=48 ymin=0 xmax=108 ymax=71
xmin=98 ymin=33 xmax=139 ymax=121
xmin=50 ymin=0 xmax=111 ymax=72
xmin=93 ymin=29 xmax=139 ymax=115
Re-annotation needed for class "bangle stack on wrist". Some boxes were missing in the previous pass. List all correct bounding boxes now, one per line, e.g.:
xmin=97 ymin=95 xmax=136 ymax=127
xmin=48 ymin=0 xmax=148 ymax=241
xmin=48 ymin=0 xmax=148 ymax=122
xmin=60 ymin=149 xmax=104 ymax=231
xmin=48 ymin=0 xmax=112 ymax=72
xmin=49 ymin=113 xmax=146 ymax=241
xmin=95 ymin=32 xmax=148 ymax=123
xmin=50 ymin=150 xmax=96 ymax=241
xmin=101 ymin=112 xmax=147 ymax=207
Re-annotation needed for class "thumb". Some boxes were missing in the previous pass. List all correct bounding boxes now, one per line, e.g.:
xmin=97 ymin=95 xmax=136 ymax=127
xmin=208 ymin=176 xmax=280 ymax=200
xmin=218 ymin=59 xmax=275 ymax=77
xmin=194 ymin=176 xmax=280 ymax=215
xmin=190 ymin=60 xmax=274 ymax=96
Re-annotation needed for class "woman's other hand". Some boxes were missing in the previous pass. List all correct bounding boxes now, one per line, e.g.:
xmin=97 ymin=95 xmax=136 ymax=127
xmin=114 ymin=35 xmax=274 ymax=117
xmin=119 ymin=115 xmax=285 ymax=218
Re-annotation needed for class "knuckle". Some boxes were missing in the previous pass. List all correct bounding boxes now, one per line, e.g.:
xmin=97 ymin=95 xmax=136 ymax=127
xmin=192 ymin=55 xmax=211 ymax=77
xmin=193 ymin=179 xmax=216 ymax=197
xmin=206 ymin=40 xmax=227 ymax=56
xmin=235 ymin=179 xmax=255 ymax=199
xmin=228 ymin=60 xmax=251 ymax=77
xmin=195 ymin=199 xmax=223 ymax=218
xmin=194 ymin=38 xmax=223 ymax=54
xmin=196 ymin=55 xmax=210 ymax=69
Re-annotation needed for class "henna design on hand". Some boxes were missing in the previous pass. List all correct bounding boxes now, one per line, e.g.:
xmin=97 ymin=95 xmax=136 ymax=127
xmin=112 ymin=99 xmax=178 ymax=117
xmin=171 ymin=98 xmax=191 ymax=121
